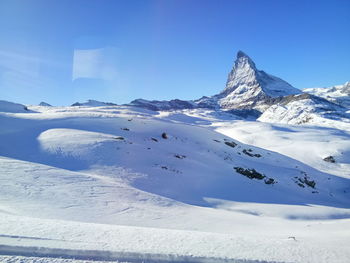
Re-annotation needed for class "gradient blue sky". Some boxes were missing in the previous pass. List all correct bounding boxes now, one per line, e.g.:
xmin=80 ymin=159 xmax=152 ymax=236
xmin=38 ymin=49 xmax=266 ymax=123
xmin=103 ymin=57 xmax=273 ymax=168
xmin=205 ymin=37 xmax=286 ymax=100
xmin=0 ymin=0 xmax=349 ymax=105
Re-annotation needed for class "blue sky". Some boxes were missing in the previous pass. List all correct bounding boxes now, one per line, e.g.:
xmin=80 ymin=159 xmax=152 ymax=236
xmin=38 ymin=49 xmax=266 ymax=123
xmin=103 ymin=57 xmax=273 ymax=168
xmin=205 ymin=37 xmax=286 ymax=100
xmin=0 ymin=0 xmax=349 ymax=105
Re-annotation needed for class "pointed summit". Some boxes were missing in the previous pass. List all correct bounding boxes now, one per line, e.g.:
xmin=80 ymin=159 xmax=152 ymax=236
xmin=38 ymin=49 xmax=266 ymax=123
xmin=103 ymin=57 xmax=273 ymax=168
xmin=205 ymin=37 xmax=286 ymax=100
xmin=237 ymin=50 xmax=248 ymax=58
xmin=235 ymin=50 xmax=256 ymax=69
xmin=224 ymin=51 xmax=258 ymax=94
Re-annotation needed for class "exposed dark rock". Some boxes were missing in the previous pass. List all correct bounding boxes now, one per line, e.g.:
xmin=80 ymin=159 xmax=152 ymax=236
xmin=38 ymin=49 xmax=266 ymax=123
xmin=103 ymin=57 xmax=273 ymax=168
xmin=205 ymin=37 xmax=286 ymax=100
xmin=162 ymin=133 xmax=168 ymax=139
xmin=151 ymin=138 xmax=158 ymax=142
xmin=304 ymin=177 xmax=316 ymax=188
xmin=264 ymin=178 xmax=276 ymax=185
xmin=243 ymin=149 xmax=262 ymax=158
xmin=174 ymin=154 xmax=186 ymax=159
xmin=224 ymin=141 xmax=238 ymax=148
xmin=234 ymin=167 xmax=265 ymax=180
xmin=323 ymin=156 xmax=336 ymax=163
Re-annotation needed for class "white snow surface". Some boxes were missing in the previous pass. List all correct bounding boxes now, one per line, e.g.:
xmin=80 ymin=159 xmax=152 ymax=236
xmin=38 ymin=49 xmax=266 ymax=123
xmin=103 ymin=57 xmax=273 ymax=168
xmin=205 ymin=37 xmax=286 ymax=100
xmin=1 ymin=104 xmax=350 ymax=262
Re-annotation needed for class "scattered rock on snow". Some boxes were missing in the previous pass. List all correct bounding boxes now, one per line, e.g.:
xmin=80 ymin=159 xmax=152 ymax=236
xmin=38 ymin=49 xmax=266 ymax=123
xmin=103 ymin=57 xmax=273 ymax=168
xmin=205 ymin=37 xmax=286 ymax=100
xmin=294 ymin=172 xmax=316 ymax=189
xmin=323 ymin=156 xmax=336 ymax=163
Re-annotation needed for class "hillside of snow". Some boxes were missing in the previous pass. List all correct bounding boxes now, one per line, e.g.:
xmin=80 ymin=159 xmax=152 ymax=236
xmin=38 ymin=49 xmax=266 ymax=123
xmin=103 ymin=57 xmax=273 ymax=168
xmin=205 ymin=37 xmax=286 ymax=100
xmin=0 ymin=104 xmax=350 ymax=262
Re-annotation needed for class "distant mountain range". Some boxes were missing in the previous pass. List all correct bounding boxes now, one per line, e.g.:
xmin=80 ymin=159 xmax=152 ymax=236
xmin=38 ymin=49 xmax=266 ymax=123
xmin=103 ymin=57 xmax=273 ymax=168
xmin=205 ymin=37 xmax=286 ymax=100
xmin=128 ymin=51 xmax=350 ymax=125
xmin=1 ymin=51 xmax=349 ymax=126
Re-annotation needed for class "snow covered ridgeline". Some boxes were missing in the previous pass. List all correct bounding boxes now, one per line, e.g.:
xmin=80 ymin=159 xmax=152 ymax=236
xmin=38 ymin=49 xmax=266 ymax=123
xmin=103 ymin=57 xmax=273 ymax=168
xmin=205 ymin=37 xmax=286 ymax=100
xmin=303 ymin=81 xmax=350 ymax=110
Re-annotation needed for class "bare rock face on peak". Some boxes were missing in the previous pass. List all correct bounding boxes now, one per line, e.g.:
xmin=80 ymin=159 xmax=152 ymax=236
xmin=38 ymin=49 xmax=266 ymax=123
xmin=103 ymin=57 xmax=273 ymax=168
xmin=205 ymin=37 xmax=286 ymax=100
xmin=217 ymin=51 xmax=301 ymax=111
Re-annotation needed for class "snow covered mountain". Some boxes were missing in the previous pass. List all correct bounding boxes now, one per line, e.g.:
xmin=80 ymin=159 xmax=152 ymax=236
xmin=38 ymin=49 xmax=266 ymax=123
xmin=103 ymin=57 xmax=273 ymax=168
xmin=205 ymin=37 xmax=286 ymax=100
xmin=216 ymin=51 xmax=301 ymax=111
xmin=71 ymin=99 xmax=118 ymax=107
xmin=304 ymin=81 xmax=350 ymax=108
xmin=128 ymin=51 xmax=301 ymax=112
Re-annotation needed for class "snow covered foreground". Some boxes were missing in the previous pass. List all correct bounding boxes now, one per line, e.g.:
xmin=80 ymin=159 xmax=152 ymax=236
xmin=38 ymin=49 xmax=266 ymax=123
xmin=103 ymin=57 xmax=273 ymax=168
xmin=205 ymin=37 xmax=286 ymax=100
xmin=1 ymin=105 xmax=350 ymax=262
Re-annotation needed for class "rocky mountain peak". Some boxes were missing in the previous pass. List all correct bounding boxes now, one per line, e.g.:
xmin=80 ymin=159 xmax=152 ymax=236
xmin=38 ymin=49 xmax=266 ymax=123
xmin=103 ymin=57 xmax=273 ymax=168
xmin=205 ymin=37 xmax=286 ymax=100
xmin=217 ymin=51 xmax=301 ymax=111
xmin=236 ymin=50 xmax=257 ymax=69
xmin=223 ymin=51 xmax=259 ymax=94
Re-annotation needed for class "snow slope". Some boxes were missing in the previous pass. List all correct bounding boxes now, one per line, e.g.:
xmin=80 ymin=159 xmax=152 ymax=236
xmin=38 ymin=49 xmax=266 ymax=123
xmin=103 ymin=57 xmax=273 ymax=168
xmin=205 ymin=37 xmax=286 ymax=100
xmin=1 ymin=104 xmax=350 ymax=262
